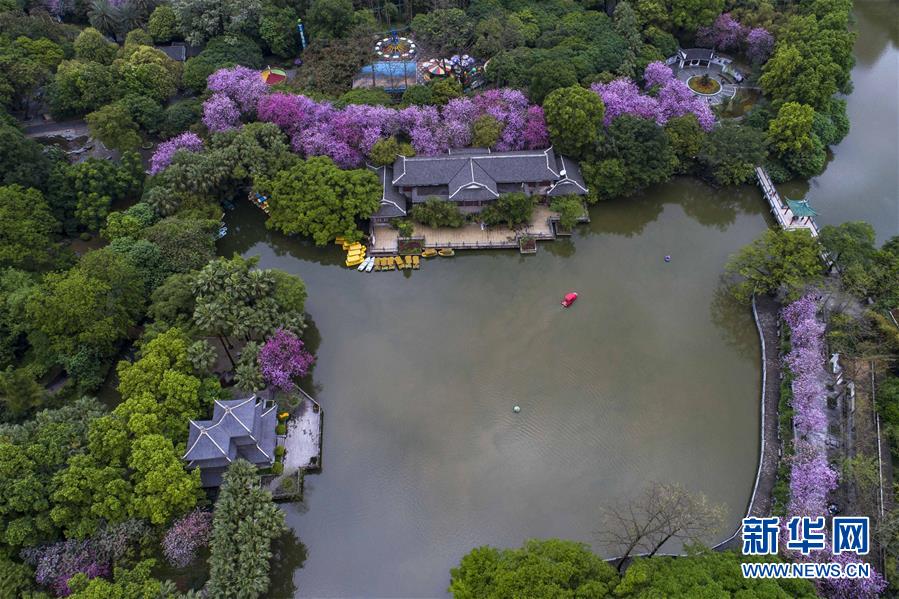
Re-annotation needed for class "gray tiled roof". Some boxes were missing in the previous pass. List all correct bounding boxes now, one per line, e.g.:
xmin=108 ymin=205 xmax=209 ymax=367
xmin=680 ymin=48 xmax=715 ymax=61
xmin=183 ymin=396 xmax=277 ymax=486
xmin=548 ymin=155 xmax=588 ymax=196
xmin=448 ymin=159 xmax=498 ymax=200
xmin=369 ymin=166 xmax=408 ymax=218
xmin=392 ymin=148 xmax=560 ymax=188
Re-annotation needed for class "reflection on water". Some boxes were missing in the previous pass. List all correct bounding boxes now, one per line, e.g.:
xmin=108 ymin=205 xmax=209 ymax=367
xmin=219 ymin=177 xmax=767 ymax=597
xmin=783 ymin=0 xmax=899 ymax=243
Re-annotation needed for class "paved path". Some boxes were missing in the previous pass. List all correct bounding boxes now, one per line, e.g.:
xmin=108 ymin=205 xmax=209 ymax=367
xmin=371 ymin=205 xmax=557 ymax=254
xmin=22 ymin=119 xmax=89 ymax=139
xmin=282 ymin=390 xmax=322 ymax=473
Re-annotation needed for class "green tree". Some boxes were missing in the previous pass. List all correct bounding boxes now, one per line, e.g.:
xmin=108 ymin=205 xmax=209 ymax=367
xmin=368 ymin=136 xmax=414 ymax=167
xmin=582 ymin=158 xmax=629 ymax=202
xmin=102 ymin=202 xmax=158 ymax=241
xmin=148 ymin=5 xmax=178 ymax=43
xmin=543 ymin=86 xmax=605 ymax=159
xmin=725 ymin=229 xmax=824 ymax=302
xmin=528 ymin=59 xmax=578 ymax=105
xmin=207 ymin=460 xmax=287 ymax=599
xmin=0 ymin=35 xmax=63 ymax=113
xmin=114 ymin=45 xmax=181 ymax=103
xmin=0 ymin=185 xmax=57 ymax=269
xmin=410 ymin=198 xmax=465 ymax=229
xmin=337 ymin=88 xmax=392 ymax=108
xmin=306 ymin=0 xmax=354 ymax=41
xmin=173 ymin=0 xmax=262 ymax=46
xmin=190 ymin=256 xmax=307 ymax=367
xmin=68 ymin=559 xmax=168 ymax=598
xmin=411 ymin=8 xmax=473 ymax=53
xmin=601 ymin=115 xmax=674 ymax=194
xmin=481 ymin=192 xmax=536 ymax=227
xmin=670 ymin=0 xmax=723 ymax=34
xmin=428 ymin=77 xmax=463 ymax=106
xmin=614 ymin=547 xmax=817 ymax=597
xmin=550 ymin=196 xmax=584 ymax=230
xmin=140 ymin=216 xmax=218 ymax=274
xmin=63 ymin=152 xmax=144 ymax=231
xmin=27 ymin=249 xmax=145 ymax=362
xmin=48 ymin=60 xmax=118 ymax=118
xmin=86 ymin=102 xmax=142 ymax=152
xmin=767 ymin=102 xmax=816 ymax=156
xmin=449 ymin=539 xmax=619 ymax=598
xmin=401 ymin=85 xmax=433 ymax=107
xmin=0 ymin=121 xmax=58 ymax=191
xmin=264 ymin=156 xmax=380 ymax=245
xmin=0 ymin=365 xmax=45 ymax=421
xmin=73 ymin=27 xmax=118 ymax=64
xmin=50 ymin=454 xmax=131 ymax=539
xmin=664 ymin=114 xmax=705 ymax=174
xmin=471 ymin=115 xmax=504 ymax=149
xmin=128 ymin=434 xmax=200 ymax=525
xmin=259 ymin=4 xmax=297 ymax=57
xmin=0 ymin=397 xmax=105 ymax=550
xmin=698 ymin=123 xmax=768 ymax=186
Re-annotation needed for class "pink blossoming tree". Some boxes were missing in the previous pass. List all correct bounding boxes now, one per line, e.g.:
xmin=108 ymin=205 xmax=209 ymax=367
xmin=162 ymin=509 xmax=213 ymax=568
xmin=782 ymin=296 xmax=886 ymax=598
xmin=258 ymin=329 xmax=315 ymax=392
xmin=149 ymin=132 xmax=204 ymax=175
xmin=591 ymin=63 xmax=715 ymax=131
xmin=202 ymin=93 xmax=241 ymax=133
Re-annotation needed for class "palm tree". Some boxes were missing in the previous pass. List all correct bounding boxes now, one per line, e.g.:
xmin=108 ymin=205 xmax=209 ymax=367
xmin=88 ymin=0 xmax=120 ymax=39
xmin=116 ymin=1 xmax=144 ymax=36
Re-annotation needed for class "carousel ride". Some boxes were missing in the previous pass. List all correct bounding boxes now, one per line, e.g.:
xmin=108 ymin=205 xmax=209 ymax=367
xmin=374 ymin=30 xmax=417 ymax=60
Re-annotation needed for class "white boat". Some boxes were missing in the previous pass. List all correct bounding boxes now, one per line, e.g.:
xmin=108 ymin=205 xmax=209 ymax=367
xmin=365 ymin=257 xmax=375 ymax=272
xmin=357 ymin=256 xmax=371 ymax=271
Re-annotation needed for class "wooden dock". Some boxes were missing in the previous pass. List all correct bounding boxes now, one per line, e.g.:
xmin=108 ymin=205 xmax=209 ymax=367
xmin=754 ymin=167 xmax=819 ymax=237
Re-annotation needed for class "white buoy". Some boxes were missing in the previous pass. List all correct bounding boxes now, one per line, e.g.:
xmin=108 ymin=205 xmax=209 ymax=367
xmin=513 ymin=405 xmax=521 ymax=413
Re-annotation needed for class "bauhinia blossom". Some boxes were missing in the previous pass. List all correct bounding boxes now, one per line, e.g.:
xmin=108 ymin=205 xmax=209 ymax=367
xmin=202 ymin=93 xmax=241 ymax=133
xmin=149 ymin=132 xmax=204 ymax=175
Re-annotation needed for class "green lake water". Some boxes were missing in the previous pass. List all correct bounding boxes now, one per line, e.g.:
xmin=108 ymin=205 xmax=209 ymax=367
xmin=215 ymin=4 xmax=897 ymax=596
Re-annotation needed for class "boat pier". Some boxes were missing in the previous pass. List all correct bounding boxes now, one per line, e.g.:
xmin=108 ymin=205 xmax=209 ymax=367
xmin=755 ymin=167 xmax=820 ymax=237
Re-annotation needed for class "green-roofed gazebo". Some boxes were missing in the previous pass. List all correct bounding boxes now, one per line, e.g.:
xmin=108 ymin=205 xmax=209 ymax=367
xmin=786 ymin=198 xmax=818 ymax=217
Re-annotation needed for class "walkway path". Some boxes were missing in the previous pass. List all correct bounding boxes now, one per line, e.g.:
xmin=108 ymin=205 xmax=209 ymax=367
xmin=370 ymin=205 xmax=557 ymax=254
xmin=282 ymin=388 xmax=323 ymax=473
xmin=755 ymin=167 xmax=820 ymax=237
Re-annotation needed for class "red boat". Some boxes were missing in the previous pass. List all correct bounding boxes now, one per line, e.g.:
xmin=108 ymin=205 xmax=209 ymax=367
xmin=561 ymin=292 xmax=578 ymax=308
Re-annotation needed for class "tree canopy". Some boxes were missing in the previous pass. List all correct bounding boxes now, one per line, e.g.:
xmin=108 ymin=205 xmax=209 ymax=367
xmin=263 ymin=156 xmax=380 ymax=245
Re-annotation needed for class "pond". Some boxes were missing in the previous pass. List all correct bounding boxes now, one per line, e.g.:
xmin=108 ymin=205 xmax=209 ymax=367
xmin=219 ymin=179 xmax=768 ymax=597
xmin=215 ymin=3 xmax=897 ymax=595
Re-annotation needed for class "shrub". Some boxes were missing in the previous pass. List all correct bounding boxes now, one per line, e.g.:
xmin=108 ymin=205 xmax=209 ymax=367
xmin=396 ymin=220 xmax=414 ymax=238
xmin=410 ymin=198 xmax=465 ymax=228
xmin=271 ymin=462 xmax=283 ymax=475
xmin=276 ymin=423 xmax=286 ymax=435
xmin=275 ymin=445 xmax=286 ymax=458
xmin=148 ymin=5 xmax=177 ymax=43
xmin=550 ymin=195 xmax=584 ymax=229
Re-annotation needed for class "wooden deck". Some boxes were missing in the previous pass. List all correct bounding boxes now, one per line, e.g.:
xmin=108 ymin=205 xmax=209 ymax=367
xmin=755 ymin=167 xmax=819 ymax=237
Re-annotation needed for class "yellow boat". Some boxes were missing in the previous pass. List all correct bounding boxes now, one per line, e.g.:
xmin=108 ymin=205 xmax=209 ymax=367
xmin=438 ymin=248 xmax=455 ymax=257
xmin=404 ymin=255 xmax=413 ymax=268
xmin=334 ymin=236 xmax=346 ymax=244
xmin=345 ymin=255 xmax=364 ymax=267
xmin=412 ymin=255 xmax=420 ymax=269
xmin=422 ymin=248 xmax=438 ymax=258
xmin=396 ymin=256 xmax=406 ymax=269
